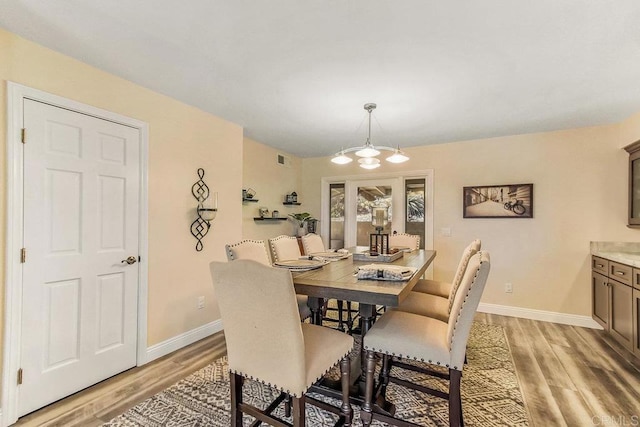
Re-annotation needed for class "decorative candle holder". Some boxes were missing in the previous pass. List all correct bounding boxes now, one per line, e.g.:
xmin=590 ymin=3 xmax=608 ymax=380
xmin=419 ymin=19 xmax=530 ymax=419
xmin=190 ymin=168 xmax=217 ymax=251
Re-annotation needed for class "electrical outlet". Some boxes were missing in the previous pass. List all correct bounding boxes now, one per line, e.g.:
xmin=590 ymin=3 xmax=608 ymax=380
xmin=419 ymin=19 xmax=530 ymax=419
xmin=440 ymin=227 xmax=452 ymax=237
xmin=505 ymin=283 xmax=513 ymax=293
xmin=197 ymin=296 xmax=205 ymax=309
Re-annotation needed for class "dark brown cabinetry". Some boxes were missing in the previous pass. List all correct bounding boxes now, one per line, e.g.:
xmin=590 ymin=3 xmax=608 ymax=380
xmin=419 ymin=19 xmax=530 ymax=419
xmin=633 ymin=289 xmax=640 ymax=357
xmin=591 ymin=256 xmax=635 ymax=352
xmin=592 ymin=271 xmax=609 ymax=329
xmin=624 ymin=139 xmax=640 ymax=226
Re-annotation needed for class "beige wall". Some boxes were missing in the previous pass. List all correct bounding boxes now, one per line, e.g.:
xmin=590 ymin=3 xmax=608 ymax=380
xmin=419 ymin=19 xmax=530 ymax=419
xmin=302 ymin=120 xmax=640 ymax=317
xmin=0 ymin=29 xmax=243 ymax=350
xmin=619 ymin=110 xmax=640 ymax=147
xmin=242 ymin=137 xmax=303 ymax=242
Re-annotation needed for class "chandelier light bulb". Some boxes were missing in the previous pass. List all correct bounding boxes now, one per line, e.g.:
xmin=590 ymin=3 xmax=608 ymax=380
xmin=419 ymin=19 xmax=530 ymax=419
xmin=355 ymin=145 xmax=380 ymax=158
xmin=331 ymin=151 xmax=353 ymax=164
xmin=358 ymin=157 xmax=381 ymax=169
xmin=386 ymin=148 xmax=409 ymax=163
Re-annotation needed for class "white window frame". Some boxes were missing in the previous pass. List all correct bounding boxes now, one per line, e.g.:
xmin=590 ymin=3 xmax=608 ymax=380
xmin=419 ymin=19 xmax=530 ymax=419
xmin=320 ymin=169 xmax=434 ymax=276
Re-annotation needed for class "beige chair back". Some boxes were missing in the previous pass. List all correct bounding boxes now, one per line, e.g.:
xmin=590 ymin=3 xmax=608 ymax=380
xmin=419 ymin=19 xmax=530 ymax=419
xmin=446 ymin=251 xmax=490 ymax=368
xmin=447 ymin=239 xmax=481 ymax=313
xmin=301 ymin=233 xmax=325 ymax=255
xmin=225 ymin=239 xmax=271 ymax=265
xmin=389 ymin=233 xmax=420 ymax=250
xmin=210 ymin=260 xmax=307 ymax=394
xmin=269 ymin=235 xmax=302 ymax=262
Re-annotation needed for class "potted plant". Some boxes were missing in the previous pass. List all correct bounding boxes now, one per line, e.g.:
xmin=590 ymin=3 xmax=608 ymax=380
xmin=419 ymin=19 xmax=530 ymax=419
xmin=288 ymin=212 xmax=315 ymax=236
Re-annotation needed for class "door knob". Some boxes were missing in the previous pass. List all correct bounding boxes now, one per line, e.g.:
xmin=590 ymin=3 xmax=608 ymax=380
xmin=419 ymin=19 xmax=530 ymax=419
xmin=121 ymin=256 xmax=137 ymax=265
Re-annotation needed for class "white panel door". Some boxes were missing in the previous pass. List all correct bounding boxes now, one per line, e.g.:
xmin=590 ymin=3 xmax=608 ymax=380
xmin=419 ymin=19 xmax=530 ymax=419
xmin=19 ymin=99 xmax=140 ymax=415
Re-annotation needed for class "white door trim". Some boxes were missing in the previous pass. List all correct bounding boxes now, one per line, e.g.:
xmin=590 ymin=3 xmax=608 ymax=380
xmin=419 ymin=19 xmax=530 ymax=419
xmin=2 ymin=82 xmax=149 ymax=426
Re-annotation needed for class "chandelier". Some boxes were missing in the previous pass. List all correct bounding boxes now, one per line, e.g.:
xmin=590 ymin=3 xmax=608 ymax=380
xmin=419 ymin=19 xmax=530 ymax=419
xmin=331 ymin=103 xmax=409 ymax=169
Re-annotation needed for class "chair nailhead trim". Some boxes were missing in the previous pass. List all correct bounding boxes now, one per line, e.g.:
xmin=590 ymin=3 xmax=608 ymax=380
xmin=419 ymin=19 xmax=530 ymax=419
xmin=228 ymin=347 xmax=353 ymax=398
xmin=449 ymin=251 xmax=485 ymax=349
xmin=363 ymin=347 xmax=446 ymax=367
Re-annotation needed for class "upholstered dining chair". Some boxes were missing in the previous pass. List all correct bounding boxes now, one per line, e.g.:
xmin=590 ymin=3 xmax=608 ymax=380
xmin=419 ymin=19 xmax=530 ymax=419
xmin=300 ymin=233 xmax=325 ymax=255
xmin=300 ymin=233 xmax=355 ymax=333
xmin=269 ymin=235 xmax=303 ymax=263
xmin=411 ymin=239 xmax=481 ymax=297
xmin=210 ymin=260 xmax=354 ymax=427
xmin=389 ymin=232 xmax=420 ymax=250
xmin=225 ymin=239 xmax=311 ymax=321
xmin=394 ymin=239 xmax=481 ymax=322
xmin=360 ymin=251 xmax=491 ymax=427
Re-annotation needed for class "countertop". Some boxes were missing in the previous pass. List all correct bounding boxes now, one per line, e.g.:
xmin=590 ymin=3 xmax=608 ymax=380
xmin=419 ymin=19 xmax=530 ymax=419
xmin=591 ymin=241 xmax=640 ymax=268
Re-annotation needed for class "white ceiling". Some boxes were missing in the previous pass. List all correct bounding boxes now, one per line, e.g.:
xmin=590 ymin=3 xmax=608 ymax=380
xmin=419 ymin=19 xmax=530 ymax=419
xmin=2 ymin=1 xmax=640 ymax=157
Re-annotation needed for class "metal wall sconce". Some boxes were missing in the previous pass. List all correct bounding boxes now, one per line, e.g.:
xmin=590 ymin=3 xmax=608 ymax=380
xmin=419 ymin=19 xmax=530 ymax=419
xmin=190 ymin=168 xmax=217 ymax=251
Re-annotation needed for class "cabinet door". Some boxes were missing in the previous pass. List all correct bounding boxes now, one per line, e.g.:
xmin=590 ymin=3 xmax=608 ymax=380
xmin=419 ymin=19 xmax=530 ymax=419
xmin=633 ymin=289 xmax=640 ymax=357
xmin=592 ymin=272 xmax=609 ymax=330
xmin=628 ymin=145 xmax=640 ymax=226
xmin=610 ymin=279 xmax=633 ymax=350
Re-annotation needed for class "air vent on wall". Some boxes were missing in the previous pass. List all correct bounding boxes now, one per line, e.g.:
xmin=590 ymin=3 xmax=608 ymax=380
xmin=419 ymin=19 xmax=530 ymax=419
xmin=277 ymin=154 xmax=292 ymax=167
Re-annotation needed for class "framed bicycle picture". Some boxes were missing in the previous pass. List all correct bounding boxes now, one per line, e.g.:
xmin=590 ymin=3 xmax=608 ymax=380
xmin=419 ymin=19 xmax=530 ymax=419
xmin=463 ymin=183 xmax=533 ymax=218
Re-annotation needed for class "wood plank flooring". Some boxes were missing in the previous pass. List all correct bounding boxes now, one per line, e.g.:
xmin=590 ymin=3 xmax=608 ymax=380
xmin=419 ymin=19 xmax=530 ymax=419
xmin=13 ymin=314 xmax=640 ymax=427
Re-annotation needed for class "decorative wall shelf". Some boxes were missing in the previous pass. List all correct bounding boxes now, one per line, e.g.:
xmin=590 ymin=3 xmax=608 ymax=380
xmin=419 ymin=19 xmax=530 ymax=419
xmin=253 ymin=217 xmax=287 ymax=221
xmin=243 ymin=198 xmax=259 ymax=203
xmin=282 ymin=202 xmax=301 ymax=205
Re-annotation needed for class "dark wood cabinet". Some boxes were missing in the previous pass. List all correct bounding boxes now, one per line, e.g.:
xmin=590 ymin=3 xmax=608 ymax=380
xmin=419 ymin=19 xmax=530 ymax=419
xmin=592 ymin=255 xmax=635 ymax=352
xmin=610 ymin=279 xmax=634 ymax=349
xmin=592 ymin=271 xmax=609 ymax=330
xmin=633 ymin=289 xmax=640 ymax=357
xmin=624 ymin=139 xmax=640 ymax=226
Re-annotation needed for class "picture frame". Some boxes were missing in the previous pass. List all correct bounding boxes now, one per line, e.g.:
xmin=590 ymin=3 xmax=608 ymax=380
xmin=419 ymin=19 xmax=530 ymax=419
xmin=463 ymin=183 xmax=533 ymax=218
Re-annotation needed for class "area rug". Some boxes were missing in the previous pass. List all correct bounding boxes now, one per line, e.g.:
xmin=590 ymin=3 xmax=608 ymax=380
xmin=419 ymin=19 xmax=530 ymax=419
xmin=103 ymin=322 xmax=528 ymax=426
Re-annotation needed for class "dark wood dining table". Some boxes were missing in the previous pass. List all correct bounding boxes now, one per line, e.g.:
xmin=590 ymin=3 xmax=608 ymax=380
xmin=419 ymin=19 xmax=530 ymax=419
xmin=291 ymin=248 xmax=437 ymax=404
xmin=293 ymin=248 xmax=436 ymax=326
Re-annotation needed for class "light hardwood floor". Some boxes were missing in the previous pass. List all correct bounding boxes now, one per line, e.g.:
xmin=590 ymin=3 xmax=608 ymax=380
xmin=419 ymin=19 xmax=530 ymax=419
xmin=13 ymin=314 xmax=640 ymax=427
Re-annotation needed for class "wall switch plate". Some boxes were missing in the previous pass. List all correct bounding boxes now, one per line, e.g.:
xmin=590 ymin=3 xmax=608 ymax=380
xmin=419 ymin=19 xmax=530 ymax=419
xmin=505 ymin=283 xmax=513 ymax=293
xmin=441 ymin=227 xmax=452 ymax=237
xmin=197 ymin=296 xmax=205 ymax=309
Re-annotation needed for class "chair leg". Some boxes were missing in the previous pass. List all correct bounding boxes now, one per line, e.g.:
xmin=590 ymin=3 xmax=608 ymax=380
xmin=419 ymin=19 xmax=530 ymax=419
xmin=292 ymin=395 xmax=306 ymax=427
xmin=284 ymin=394 xmax=292 ymax=418
xmin=378 ymin=354 xmax=391 ymax=399
xmin=360 ymin=350 xmax=377 ymax=427
xmin=230 ymin=372 xmax=244 ymax=427
xmin=345 ymin=301 xmax=354 ymax=334
xmin=337 ymin=300 xmax=345 ymax=332
xmin=449 ymin=369 xmax=463 ymax=427
xmin=340 ymin=356 xmax=353 ymax=427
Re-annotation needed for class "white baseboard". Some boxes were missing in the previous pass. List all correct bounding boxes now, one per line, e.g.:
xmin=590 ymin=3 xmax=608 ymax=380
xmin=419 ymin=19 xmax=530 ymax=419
xmin=477 ymin=303 xmax=603 ymax=329
xmin=144 ymin=319 xmax=223 ymax=364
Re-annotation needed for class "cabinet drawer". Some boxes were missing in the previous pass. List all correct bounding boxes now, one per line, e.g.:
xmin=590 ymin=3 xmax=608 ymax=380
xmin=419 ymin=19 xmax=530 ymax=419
xmin=610 ymin=261 xmax=633 ymax=286
xmin=634 ymin=269 xmax=640 ymax=290
xmin=592 ymin=256 xmax=609 ymax=275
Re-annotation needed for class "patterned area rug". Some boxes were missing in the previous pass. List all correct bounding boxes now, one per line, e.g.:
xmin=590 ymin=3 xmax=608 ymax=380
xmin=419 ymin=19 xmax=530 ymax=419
xmin=103 ymin=322 xmax=528 ymax=426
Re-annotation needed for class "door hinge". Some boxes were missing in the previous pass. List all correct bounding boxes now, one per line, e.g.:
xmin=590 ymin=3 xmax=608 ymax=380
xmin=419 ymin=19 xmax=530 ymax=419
xmin=20 ymin=248 xmax=26 ymax=263
xmin=17 ymin=368 xmax=23 ymax=385
xmin=21 ymin=128 xmax=26 ymax=144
